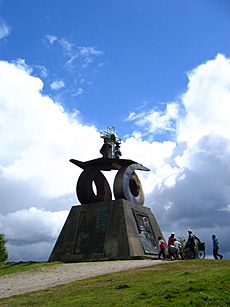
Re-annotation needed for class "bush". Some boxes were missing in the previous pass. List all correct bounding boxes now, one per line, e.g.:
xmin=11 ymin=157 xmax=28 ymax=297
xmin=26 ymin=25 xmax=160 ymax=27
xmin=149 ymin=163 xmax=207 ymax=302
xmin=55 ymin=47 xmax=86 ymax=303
xmin=0 ymin=233 xmax=8 ymax=262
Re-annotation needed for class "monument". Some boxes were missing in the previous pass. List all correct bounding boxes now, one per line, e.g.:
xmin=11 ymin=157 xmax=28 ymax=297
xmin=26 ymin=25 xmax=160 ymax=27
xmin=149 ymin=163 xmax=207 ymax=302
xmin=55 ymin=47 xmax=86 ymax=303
xmin=49 ymin=126 xmax=164 ymax=262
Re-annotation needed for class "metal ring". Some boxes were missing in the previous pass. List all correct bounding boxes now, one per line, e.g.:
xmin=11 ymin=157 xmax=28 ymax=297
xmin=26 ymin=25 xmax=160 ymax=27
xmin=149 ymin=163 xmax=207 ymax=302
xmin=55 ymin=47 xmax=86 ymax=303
xmin=77 ymin=167 xmax=112 ymax=204
xmin=113 ymin=164 xmax=145 ymax=205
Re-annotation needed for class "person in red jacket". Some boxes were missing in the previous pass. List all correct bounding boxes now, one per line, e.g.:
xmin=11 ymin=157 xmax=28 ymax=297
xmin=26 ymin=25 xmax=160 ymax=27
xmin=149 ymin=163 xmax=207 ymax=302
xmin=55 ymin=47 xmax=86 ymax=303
xmin=168 ymin=232 xmax=176 ymax=260
xmin=158 ymin=236 xmax=166 ymax=260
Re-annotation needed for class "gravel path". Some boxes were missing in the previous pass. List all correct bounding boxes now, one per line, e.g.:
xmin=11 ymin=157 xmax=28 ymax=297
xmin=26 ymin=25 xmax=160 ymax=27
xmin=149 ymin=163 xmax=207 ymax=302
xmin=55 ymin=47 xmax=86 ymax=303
xmin=0 ymin=259 xmax=165 ymax=298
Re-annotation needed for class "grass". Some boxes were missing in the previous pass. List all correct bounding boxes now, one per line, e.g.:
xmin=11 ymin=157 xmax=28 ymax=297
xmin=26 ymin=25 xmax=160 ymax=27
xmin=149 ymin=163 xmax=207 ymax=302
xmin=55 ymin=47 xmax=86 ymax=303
xmin=0 ymin=261 xmax=60 ymax=276
xmin=0 ymin=260 xmax=230 ymax=306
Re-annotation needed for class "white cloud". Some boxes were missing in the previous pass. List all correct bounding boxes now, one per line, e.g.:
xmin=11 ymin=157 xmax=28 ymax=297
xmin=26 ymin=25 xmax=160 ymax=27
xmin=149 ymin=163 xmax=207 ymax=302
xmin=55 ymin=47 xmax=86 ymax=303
xmin=126 ymin=103 xmax=179 ymax=138
xmin=50 ymin=80 xmax=65 ymax=90
xmin=73 ymin=87 xmax=83 ymax=96
xmin=0 ymin=21 xmax=10 ymax=39
xmin=0 ymin=207 xmax=68 ymax=261
xmin=123 ymin=54 xmax=230 ymax=258
xmin=45 ymin=34 xmax=57 ymax=45
xmin=78 ymin=46 xmax=103 ymax=68
xmin=122 ymin=137 xmax=177 ymax=194
xmin=1 ymin=207 xmax=68 ymax=243
xmin=0 ymin=59 xmax=104 ymax=260
xmin=11 ymin=58 xmax=33 ymax=73
xmin=220 ymin=204 xmax=230 ymax=212
xmin=78 ymin=46 xmax=102 ymax=57
xmin=44 ymin=35 xmax=103 ymax=99
xmin=1 ymin=54 xmax=230 ymax=261
xmin=33 ymin=65 xmax=49 ymax=78
xmin=0 ymin=60 xmax=100 ymax=199
xmin=178 ymin=54 xmax=230 ymax=146
xmin=126 ymin=111 xmax=136 ymax=121
xmin=59 ymin=38 xmax=75 ymax=62
xmin=45 ymin=35 xmax=103 ymax=70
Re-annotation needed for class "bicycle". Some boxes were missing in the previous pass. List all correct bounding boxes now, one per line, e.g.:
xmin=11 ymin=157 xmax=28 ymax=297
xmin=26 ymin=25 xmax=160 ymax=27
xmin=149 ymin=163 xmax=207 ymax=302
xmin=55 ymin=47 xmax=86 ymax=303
xmin=182 ymin=241 xmax=206 ymax=259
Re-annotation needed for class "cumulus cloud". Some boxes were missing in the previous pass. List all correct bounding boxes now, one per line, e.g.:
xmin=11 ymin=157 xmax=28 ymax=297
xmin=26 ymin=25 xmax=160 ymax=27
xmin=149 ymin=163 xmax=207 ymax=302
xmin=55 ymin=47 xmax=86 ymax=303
xmin=0 ymin=59 xmax=103 ymax=260
xmin=123 ymin=54 xmax=230 ymax=258
xmin=0 ymin=207 xmax=68 ymax=244
xmin=1 ymin=54 xmax=230 ymax=261
xmin=0 ymin=21 xmax=10 ymax=39
xmin=0 ymin=60 xmax=100 ymax=198
xmin=178 ymin=54 xmax=230 ymax=145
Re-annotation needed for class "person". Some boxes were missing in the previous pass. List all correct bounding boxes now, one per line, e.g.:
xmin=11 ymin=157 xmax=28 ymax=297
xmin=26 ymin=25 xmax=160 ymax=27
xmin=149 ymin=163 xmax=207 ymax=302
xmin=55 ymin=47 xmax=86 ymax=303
xmin=212 ymin=235 xmax=223 ymax=260
xmin=158 ymin=236 xmax=166 ymax=260
xmin=174 ymin=239 xmax=183 ymax=260
xmin=168 ymin=232 xmax=176 ymax=260
xmin=186 ymin=229 xmax=200 ymax=258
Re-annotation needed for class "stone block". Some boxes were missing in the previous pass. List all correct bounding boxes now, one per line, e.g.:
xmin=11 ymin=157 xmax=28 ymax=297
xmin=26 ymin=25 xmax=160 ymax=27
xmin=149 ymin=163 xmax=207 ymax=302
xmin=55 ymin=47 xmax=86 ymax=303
xmin=49 ymin=199 xmax=163 ymax=262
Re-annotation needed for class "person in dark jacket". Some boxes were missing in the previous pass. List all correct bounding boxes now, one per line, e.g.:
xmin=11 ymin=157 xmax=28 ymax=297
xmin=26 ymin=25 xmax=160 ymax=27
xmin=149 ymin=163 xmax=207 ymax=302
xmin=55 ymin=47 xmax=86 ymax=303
xmin=186 ymin=229 xmax=200 ymax=258
xmin=212 ymin=234 xmax=223 ymax=260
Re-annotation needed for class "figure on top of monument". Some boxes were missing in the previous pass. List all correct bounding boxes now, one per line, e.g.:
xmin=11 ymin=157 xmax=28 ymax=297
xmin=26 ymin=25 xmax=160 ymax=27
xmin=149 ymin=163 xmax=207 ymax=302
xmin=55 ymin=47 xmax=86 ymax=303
xmin=100 ymin=126 xmax=121 ymax=159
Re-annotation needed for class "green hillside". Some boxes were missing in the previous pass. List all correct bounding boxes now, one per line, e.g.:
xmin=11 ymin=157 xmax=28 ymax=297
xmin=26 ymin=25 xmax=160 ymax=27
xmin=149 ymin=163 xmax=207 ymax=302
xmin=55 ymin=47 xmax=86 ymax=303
xmin=0 ymin=260 xmax=229 ymax=306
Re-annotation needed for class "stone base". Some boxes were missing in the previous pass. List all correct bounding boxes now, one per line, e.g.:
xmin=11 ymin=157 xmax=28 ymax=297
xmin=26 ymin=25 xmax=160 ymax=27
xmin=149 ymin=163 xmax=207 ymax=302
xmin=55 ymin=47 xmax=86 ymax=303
xmin=49 ymin=199 xmax=163 ymax=262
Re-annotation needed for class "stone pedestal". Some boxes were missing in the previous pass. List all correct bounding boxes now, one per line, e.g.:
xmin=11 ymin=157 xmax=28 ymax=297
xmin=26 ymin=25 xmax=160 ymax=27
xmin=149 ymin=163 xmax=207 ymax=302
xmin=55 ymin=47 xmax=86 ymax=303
xmin=49 ymin=199 xmax=163 ymax=262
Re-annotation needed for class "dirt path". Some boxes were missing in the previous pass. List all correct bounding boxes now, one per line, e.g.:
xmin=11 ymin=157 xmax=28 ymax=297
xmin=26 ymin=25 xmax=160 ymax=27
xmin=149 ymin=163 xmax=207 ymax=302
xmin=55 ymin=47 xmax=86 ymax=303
xmin=0 ymin=259 xmax=165 ymax=298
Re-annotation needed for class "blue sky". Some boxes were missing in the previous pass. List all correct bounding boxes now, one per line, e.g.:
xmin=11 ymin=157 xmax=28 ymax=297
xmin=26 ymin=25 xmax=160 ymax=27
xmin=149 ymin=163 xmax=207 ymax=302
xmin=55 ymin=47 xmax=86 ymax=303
xmin=1 ymin=1 xmax=230 ymax=261
xmin=1 ymin=0 xmax=230 ymax=137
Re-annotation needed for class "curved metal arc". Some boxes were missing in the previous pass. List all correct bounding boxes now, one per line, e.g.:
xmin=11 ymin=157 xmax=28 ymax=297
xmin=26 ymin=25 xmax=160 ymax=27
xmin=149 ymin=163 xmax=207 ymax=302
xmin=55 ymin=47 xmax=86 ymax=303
xmin=113 ymin=163 xmax=149 ymax=206
xmin=77 ymin=167 xmax=112 ymax=205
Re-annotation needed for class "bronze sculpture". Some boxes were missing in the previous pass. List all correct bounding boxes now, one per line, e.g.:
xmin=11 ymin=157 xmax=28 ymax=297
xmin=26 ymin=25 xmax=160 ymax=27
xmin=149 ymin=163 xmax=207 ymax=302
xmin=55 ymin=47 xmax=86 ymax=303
xmin=49 ymin=126 xmax=164 ymax=262
xmin=70 ymin=126 xmax=150 ymax=205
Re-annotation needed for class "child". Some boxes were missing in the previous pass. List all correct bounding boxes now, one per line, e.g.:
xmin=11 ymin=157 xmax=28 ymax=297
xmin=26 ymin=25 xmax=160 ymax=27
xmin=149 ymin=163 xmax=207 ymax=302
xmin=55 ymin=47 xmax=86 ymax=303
xmin=158 ymin=236 xmax=166 ymax=260
xmin=174 ymin=239 xmax=182 ymax=259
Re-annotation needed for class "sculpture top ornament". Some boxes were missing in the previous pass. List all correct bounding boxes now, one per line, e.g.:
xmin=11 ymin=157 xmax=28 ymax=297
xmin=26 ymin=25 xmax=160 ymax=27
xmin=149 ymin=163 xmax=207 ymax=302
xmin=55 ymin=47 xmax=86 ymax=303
xmin=100 ymin=126 xmax=122 ymax=159
xmin=70 ymin=126 xmax=149 ymax=206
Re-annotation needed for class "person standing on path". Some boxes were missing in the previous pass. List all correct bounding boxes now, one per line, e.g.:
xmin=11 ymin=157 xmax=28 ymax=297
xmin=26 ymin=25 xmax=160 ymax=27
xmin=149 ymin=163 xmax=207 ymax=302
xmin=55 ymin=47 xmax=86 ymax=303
xmin=158 ymin=236 xmax=166 ymax=260
xmin=168 ymin=232 xmax=176 ymax=260
xmin=174 ymin=239 xmax=183 ymax=260
xmin=186 ymin=229 xmax=200 ymax=258
xmin=212 ymin=234 xmax=223 ymax=260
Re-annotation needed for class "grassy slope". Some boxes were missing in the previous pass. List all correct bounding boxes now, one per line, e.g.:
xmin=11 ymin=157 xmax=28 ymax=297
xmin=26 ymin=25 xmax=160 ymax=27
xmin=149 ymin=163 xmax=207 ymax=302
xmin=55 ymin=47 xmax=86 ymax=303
xmin=0 ymin=261 xmax=60 ymax=276
xmin=0 ymin=260 xmax=229 ymax=306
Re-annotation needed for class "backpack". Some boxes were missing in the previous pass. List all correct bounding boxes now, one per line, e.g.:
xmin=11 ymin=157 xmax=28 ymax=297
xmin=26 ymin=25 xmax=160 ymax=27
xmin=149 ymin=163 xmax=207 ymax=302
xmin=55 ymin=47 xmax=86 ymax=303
xmin=160 ymin=240 xmax=166 ymax=249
